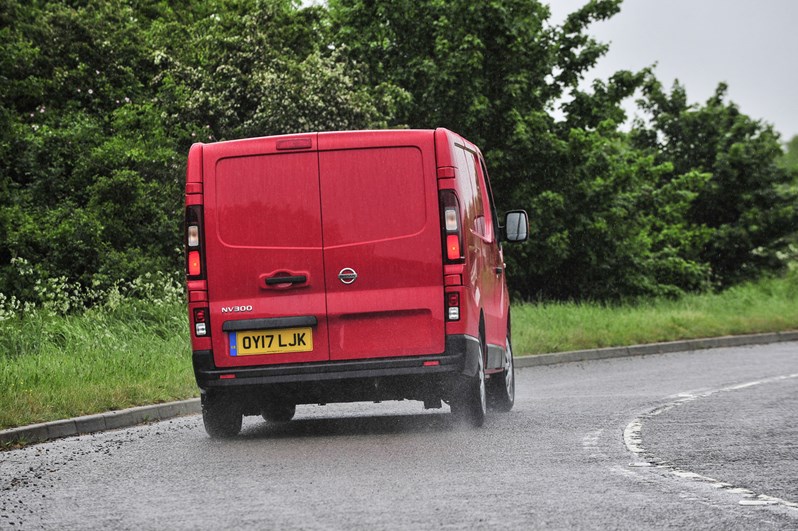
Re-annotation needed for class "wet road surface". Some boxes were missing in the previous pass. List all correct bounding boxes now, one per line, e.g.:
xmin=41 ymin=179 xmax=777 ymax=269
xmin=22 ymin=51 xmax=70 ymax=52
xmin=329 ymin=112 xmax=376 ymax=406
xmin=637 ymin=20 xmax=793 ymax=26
xmin=1 ymin=342 xmax=797 ymax=529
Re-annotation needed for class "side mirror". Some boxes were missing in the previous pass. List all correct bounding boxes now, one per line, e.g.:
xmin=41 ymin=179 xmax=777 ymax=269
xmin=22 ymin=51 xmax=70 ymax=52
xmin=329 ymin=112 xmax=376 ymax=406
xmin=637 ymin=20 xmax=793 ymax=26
xmin=503 ymin=210 xmax=529 ymax=242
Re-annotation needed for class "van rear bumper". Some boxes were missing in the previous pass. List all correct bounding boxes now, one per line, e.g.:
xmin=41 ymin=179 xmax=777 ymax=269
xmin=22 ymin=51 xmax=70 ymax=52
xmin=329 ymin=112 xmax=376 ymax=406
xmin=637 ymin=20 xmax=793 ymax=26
xmin=193 ymin=335 xmax=480 ymax=390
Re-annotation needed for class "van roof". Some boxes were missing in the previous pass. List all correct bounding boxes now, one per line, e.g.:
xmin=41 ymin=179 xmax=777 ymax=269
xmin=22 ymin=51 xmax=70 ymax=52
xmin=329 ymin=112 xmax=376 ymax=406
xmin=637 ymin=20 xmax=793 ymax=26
xmin=189 ymin=128 xmax=481 ymax=179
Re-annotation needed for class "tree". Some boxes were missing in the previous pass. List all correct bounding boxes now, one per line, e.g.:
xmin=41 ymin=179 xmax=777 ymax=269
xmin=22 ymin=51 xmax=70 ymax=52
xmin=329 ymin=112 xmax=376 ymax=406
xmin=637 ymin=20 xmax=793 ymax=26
xmin=328 ymin=0 xmax=716 ymax=299
xmin=0 ymin=0 xmax=191 ymax=296
xmin=327 ymin=0 xmax=623 ymax=150
xmin=0 ymin=0 xmax=406 ymax=305
xmin=152 ymin=0 xmax=406 ymax=146
xmin=632 ymin=79 xmax=798 ymax=286
xmin=780 ymin=135 xmax=798 ymax=174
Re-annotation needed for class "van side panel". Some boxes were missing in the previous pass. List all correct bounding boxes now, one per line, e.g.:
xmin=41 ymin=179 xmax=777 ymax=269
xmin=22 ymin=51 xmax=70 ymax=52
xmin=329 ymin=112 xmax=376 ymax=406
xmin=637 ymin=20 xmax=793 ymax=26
xmin=473 ymin=155 xmax=508 ymax=350
xmin=450 ymin=140 xmax=483 ymax=335
xmin=202 ymin=135 xmax=330 ymax=368
xmin=437 ymin=129 xmax=507 ymax=350
xmin=457 ymin=145 xmax=505 ymax=350
xmin=318 ymin=132 xmax=445 ymax=360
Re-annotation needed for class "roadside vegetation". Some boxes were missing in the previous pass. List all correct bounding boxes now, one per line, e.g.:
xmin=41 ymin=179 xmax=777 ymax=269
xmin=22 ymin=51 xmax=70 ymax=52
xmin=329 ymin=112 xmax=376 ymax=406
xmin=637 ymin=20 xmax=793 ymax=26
xmin=0 ymin=275 xmax=194 ymax=430
xmin=2 ymin=272 xmax=797 ymax=430
xmin=512 ymin=270 xmax=798 ymax=355
xmin=1 ymin=1 xmax=797 ymax=430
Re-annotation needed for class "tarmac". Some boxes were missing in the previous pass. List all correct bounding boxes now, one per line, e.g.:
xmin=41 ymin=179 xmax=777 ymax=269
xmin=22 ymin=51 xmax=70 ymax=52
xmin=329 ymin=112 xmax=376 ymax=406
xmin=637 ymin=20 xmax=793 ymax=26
xmin=2 ymin=330 xmax=797 ymax=446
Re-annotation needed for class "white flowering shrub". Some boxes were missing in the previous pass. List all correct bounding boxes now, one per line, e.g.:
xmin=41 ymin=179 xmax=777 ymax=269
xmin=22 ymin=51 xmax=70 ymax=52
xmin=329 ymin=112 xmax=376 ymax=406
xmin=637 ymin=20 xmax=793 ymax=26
xmin=0 ymin=259 xmax=185 ymax=320
xmin=123 ymin=272 xmax=185 ymax=307
xmin=33 ymin=276 xmax=85 ymax=316
xmin=0 ymin=293 xmax=22 ymax=322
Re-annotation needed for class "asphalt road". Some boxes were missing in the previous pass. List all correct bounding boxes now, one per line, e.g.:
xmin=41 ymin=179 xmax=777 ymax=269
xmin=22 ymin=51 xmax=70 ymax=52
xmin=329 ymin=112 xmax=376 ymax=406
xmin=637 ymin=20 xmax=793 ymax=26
xmin=1 ymin=342 xmax=796 ymax=529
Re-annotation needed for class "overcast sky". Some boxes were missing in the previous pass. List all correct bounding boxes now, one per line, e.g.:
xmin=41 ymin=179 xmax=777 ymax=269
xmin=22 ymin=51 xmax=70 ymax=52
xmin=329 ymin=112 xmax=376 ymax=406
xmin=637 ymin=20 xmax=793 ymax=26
xmin=547 ymin=0 xmax=798 ymax=140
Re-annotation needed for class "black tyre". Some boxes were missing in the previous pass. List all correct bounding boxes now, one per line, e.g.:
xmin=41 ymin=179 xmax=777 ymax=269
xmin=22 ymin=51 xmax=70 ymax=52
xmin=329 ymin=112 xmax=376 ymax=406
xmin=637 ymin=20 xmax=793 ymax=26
xmin=451 ymin=339 xmax=487 ymax=427
xmin=262 ymin=402 xmax=296 ymax=423
xmin=202 ymin=393 xmax=243 ymax=438
xmin=488 ymin=335 xmax=515 ymax=412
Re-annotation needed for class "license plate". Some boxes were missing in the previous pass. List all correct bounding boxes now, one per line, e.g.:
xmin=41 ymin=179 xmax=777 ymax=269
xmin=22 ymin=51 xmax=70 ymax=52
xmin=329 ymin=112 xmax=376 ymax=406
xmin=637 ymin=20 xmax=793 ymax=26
xmin=229 ymin=327 xmax=313 ymax=356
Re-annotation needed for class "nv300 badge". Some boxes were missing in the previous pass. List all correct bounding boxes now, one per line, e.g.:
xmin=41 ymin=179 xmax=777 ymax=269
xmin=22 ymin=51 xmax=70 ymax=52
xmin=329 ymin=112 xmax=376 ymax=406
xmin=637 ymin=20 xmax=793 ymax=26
xmin=221 ymin=305 xmax=253 ymax=313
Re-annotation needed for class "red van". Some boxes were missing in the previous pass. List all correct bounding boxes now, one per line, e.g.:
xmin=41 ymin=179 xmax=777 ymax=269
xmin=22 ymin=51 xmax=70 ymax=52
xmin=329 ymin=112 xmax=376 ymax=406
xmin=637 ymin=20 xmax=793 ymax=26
xmin=185 ymin=129 xmax=528 ymax=437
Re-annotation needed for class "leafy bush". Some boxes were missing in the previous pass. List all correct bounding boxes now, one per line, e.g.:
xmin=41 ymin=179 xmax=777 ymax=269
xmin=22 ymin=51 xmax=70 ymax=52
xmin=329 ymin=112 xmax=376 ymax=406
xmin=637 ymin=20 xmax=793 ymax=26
xmin=632 ymin=80 xmax=798 ymax=287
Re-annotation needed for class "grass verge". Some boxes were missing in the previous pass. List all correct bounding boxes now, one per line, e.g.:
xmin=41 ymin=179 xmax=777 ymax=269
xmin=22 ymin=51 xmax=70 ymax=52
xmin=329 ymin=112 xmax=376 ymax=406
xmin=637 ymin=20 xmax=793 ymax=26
xmin=512 ymin=272 xmax=798 ymax=355
xmin=2 ymin=272 xmax=797 ymax=430
xmin=0 ymin=300 xmax=194 ymax=430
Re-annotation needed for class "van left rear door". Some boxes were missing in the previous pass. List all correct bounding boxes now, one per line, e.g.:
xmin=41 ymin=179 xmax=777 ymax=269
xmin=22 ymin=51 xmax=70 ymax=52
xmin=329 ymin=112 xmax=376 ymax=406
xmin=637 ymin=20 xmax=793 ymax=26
xmin=202 ymin=135 xmax=330 ymax=368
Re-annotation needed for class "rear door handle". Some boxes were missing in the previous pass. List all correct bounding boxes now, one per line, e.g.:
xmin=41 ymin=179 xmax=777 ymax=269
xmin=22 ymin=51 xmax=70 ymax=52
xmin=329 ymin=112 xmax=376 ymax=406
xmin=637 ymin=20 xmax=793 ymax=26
xmin=495 ymin=267 xmax=504 ymax=275
xmin=260 ymin=272 xmax=309 ymax=289
xmin=265 ymin=275 xmax=306 ymax=285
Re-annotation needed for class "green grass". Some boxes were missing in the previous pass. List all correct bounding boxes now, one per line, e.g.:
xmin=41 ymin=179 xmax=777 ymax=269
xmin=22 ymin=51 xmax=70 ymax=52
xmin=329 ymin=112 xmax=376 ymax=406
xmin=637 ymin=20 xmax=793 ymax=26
xmin=0 ymin=300 xmax=195 ymax=430
xmin=2 ymin=272 xmax=798 ymax=430
xmin=512 ymin=272 xmax=798 ymax=355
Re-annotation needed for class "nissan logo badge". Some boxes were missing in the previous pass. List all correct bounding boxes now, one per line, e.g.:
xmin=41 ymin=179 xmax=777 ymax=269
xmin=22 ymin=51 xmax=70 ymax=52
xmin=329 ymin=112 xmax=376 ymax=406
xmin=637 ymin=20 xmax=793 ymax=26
xmin=338 ymin=268 xmax=357 ymax=285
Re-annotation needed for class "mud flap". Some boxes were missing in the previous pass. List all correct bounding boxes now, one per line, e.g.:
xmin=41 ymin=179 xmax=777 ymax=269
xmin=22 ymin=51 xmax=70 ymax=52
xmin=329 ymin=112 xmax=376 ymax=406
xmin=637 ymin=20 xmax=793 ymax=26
xmin=445 ymin=334 xmax=482 ymax=380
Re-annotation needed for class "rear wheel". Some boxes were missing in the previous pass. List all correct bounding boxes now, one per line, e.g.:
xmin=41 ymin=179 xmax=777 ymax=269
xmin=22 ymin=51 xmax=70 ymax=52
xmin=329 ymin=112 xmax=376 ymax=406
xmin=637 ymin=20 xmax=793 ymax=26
xmin=202 ymin=392 xmax=242 ymax=438
xmin=488 ymin=334 xmax=515 ymax=412
xmin=451 ymin=339 xmax=487 ymax=427
xmin=262 ymin=402 xmax=296 ymax=423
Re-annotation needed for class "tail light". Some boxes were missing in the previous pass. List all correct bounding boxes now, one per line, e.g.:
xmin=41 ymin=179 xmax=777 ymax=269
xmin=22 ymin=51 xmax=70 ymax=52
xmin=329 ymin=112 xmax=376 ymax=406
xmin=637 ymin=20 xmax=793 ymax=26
xmin=188 ymin=251 xmax=201 ymax=276
xmin=186 ymin=206 xmax=206 ymax=280
xmin=193 ymin=307 xmax=210 ymax=337
xmin=440 ymin=191 xmax=464 ymax=263
xmin=446 ymin=292 xmax=460 ymax=321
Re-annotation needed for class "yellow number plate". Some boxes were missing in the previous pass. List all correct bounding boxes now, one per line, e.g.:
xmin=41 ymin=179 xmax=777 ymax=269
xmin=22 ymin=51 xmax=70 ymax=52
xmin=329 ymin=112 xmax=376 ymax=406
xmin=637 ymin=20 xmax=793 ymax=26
xmin=231 ymin=327 xmax=313 ymax=356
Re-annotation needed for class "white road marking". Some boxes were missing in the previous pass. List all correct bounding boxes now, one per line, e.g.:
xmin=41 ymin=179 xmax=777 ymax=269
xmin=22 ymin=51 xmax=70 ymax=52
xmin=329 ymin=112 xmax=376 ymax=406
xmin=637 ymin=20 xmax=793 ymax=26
xmin=623 ymin=373 xmax=798 ymax=511
xmin=582 ymin=429 xmax=607 ymax=460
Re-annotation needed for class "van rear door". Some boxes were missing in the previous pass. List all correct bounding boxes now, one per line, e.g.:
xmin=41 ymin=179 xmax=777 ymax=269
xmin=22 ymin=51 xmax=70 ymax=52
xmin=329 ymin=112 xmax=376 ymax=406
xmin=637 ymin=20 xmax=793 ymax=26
xmin=318 ymin=131 xmax=445 ymax=360
xmin=202 ymin=135 xmax=330 ymax=368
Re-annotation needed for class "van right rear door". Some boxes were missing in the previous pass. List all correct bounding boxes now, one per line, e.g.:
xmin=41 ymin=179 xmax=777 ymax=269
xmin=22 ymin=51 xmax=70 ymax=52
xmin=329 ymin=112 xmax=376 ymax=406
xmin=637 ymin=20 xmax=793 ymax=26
xmin=318 ymin=131 xmax=446 ymax=361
